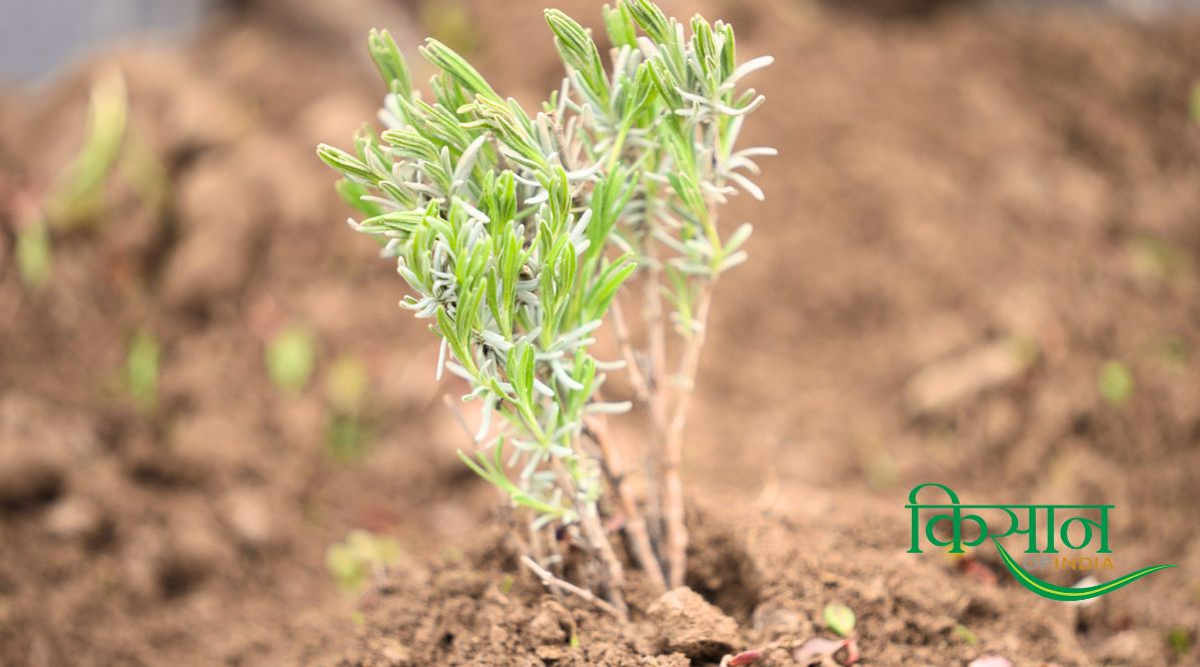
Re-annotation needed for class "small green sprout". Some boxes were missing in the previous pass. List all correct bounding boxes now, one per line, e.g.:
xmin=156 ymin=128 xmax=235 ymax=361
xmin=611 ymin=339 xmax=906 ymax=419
xmin=1167 ymin=626 xmax=1193 ymax=657
xmin=326 ymin=414 xmax=369 ymax=462
xmin=326 ymin=530 xmax=403 ymax=592
xmin=266 ymin=326 xmax=316 ymax=393
xmin=1190 ymin=82 xmax=1200 ymax=124
xmin=823 ymin=602 xmax=857 ymax=638
xmin=325 ymin=355 xmax=371 ymax=461
xmin=45 ymin=69 xmax=128 ymax=229
xmin=126 ymin=329 xmax=160 ymax=411
xmin=16 ymin=221 xmax=52 ymax=288
xmin=1098 ymin=360 xmax=1134 ymax=406
xmin=954 ymin=624 xmax=979 ymax=645
xmin=16 ymin=68 xmax=166 ymax=292
xmin=326 ymin=355 xmax=369 ymax=414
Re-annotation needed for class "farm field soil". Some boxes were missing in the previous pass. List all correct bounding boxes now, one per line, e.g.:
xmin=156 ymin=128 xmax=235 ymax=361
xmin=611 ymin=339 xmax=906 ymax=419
xmin=1 ymin=0 xmax=1198 ymax=664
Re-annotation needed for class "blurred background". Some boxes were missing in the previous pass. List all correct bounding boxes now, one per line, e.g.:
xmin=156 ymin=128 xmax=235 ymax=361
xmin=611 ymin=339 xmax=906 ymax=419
xmin=2 ymin=0 xmax=1199 ymax=664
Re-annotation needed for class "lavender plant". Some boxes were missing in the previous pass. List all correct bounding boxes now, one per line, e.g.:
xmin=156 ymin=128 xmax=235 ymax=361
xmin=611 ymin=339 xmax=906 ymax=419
xmin=317 ymin=0 xmax=772 ymax=616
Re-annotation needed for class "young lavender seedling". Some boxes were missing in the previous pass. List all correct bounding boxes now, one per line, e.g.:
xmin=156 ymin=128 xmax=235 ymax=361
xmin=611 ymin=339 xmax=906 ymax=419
xmin=318 ymin=0 xmax=773 ymax=615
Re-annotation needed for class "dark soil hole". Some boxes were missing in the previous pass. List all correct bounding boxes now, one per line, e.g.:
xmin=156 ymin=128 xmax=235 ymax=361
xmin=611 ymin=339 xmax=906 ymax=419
xmin=157 ymin=556 xmax=208 ymax=599
xmin=684 ymin=518 xmax=762 ymax=622
xmin=0 ymin=465 xmax=65 ymax=514
xmin=127 ymin=460 xmax=201 ymax=489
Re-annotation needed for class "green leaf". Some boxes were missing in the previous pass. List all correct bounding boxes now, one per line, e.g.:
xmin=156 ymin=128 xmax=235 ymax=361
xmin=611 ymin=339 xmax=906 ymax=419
xmin=823 ymin=602 xmax=856 ymax=637
xmin=718 ymin=21 xmax=736 ymax=81
xmin=356 ymin=209 xmax=427 ymax=237
xmin=507 ymin=341 xmax=536 ymax=405
xmin=602 ymin=2 xmax=637 ymax=48
xmin=437 ymin=306 xmax=474 ymax=376
xmin=584 ymin=256 xmax=637 ymax=321
xmin=368 ymin=28 xmax=412 ymax=99
xmin=420 ymin=38 xmax=499 ymax=101
xmin=545 ymin=9 xmax=609 ymax=107
xmin=334 ymin=178 xmax=384 ymax=217
xmin=723 ymin=222 xmax=753 ymax=255
xmin=316 ymin=144 xmax=375 ymax=181
xmin=627 ymin=0 xmax=672 ymax=45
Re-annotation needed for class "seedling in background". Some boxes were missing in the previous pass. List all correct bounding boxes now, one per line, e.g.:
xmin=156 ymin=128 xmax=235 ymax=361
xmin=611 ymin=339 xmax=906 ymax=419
xmin=326 ymin=355 xmax=369 ymax=413
xmin=953 ymin=624 xmax=979 ymax=646
xmin=1191 ymin=82 xmax=1200 ymax=125
xmin=1167 ymin=626 xmax=1193 ymax=657
xmin=318 ymin=0 xmax=772 ymax=616
xmin=15 ymin=68 xmax=168 ymax=289
xmin=1098 ymin=360 xmax=1133 ymax=406
xmin=16 ymin=219 xmax=51 ymax=288
xmin=44 ymin=69 xmax=128 ymax=228
xmin=16 ymin=70 xmax=126 ymax=287
xmin=325 ymin=355 xmax=371 ymax=461
xmin=125 ymin=328 xmax=160 ymax=412
xmin=823 ymin=602 xmax=857 ymax=638
xmin=326 ymin=530 xmax=403 ymax=592
xmin=265 ymin=325 xmax=316 ymax=393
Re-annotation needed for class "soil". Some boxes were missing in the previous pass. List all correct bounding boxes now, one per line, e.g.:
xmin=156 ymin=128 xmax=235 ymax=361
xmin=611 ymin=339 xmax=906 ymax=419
xmin=2 ymin=0 xmax=1199 ymax=665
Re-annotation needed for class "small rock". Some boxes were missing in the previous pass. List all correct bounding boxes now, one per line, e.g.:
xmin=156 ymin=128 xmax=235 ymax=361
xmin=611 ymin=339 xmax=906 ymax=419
xmin=527 ymin=600 xmax=569 ymax=645
xmin=44 ymin=496 xmax=106 ymax=542
xmin=904 ymin=340 xmax=1031 ymax=415
xmin=535 ymin=644 xmax=569 ymax=661
xmin=375 ymin=637 xmax=410 ymax=665
xmin=967 ymin=656 xmax=1013 ymax=667
xmin=1095 ymin=629 xmax=1159 ymax=663
xmin=488 ymin=624 xmax=508 ymax=645
xmin=647 ymin=587 xmax=740 ymax=660
xmin=220 ymin=489 xmax=276 ymax=550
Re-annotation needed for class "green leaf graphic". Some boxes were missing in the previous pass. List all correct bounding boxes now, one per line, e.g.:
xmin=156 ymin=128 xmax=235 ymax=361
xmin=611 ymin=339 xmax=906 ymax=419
xmin=992 ymin=538 xmax=1173 ymax=602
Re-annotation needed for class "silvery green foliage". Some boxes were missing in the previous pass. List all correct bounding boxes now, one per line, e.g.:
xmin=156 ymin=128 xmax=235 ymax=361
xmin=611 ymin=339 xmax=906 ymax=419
xmin=317 ymin=0 xmax=772 ymax=529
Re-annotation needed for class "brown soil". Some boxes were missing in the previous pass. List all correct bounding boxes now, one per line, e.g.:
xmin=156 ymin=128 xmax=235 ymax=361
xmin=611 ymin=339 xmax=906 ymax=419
xmin=2 ymin=0 xmax=1199 ymax=665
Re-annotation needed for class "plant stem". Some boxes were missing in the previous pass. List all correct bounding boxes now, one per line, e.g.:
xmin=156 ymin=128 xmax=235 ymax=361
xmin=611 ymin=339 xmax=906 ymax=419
xmin=584 ymin=416 xmax=667 ymax=592
xmin=522 ymin=556 xmax=622 ymax=619
xmin=610 ymin=298 xmax=650 ymax=403
xmin=662 ymin=278 xmax=714 ymax=588
xmin=642 ymin=242 xmax=668 ymax=540
xmin=550 ymin=457 xmax=628 ymax=620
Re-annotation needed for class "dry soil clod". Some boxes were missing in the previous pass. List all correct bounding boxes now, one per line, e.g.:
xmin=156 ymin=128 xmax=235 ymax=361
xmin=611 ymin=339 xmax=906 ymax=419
xmin=647 ymin=586 xmax=741 ymax=660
